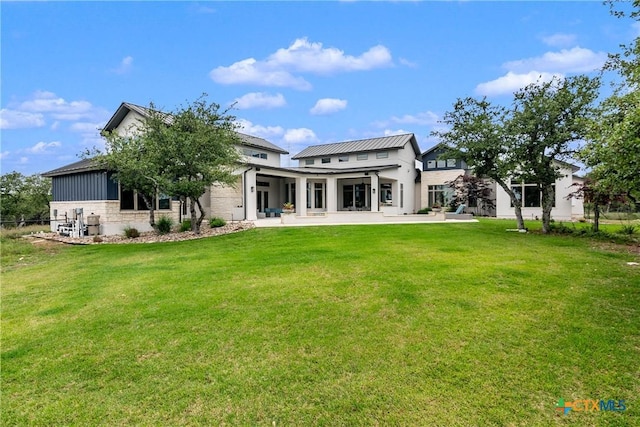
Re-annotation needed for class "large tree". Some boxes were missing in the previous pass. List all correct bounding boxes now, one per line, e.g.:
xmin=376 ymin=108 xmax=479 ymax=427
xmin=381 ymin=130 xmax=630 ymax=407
xmin=432 ymin=97 xmax=526 ymax=229
xmin=97 ymin=105 xmax=168 ymax=231
xmin=434 ymin=75 xmax=599 ymax=233
xmin=509 ymin=75 xmax=600 ymax=233
xmin=152 ymin=96 xmax=243 ymax=234
xmin=581 ymin=1 xmax=640 ymax=210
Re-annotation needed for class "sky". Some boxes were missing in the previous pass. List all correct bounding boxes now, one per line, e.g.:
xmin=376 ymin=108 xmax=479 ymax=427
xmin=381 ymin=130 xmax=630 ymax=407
xmin=1 ymin=1 xmax=637 ymax=176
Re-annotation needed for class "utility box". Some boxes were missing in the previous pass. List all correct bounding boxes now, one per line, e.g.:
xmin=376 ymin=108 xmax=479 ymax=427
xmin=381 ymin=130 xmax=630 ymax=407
xmin=86 ymin=215 xmax=100 ymax=235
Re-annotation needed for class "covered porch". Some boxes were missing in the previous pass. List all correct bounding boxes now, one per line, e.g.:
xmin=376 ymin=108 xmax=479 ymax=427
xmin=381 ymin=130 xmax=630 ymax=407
xmin=244 ymin=165 xmax=405 ymax=220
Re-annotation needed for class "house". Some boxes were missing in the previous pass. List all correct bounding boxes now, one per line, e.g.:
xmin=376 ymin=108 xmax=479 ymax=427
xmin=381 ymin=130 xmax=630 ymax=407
xmin=43 ymin=103 xmax=426 ymax=235
xmin=420 ymin=145 xmax=585 ymax=220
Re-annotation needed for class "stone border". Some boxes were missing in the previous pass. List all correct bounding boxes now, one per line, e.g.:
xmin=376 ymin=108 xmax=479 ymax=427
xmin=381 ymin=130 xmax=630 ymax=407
xmin=27 ymin=221 xmax=255 ymax=245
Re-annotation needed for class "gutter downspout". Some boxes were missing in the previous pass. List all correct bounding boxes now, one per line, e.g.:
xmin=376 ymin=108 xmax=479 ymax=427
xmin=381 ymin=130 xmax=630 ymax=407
xmin=375 ymin=171 xmax=380 ymax=212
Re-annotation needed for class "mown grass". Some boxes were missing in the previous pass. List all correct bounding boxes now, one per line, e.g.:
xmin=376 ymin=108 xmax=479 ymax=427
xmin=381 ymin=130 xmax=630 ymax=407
xmin=2 ymin=220 xmax=639 ymax=425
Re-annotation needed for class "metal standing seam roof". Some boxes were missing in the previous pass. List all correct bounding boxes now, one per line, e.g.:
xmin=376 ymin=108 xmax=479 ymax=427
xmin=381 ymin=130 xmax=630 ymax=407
xmin=292 ymin=133 xmax=419 ymax=159
xmin=41 ymin=158 xmax=104 ymax=177
xmin=103 ymin=102 xmax=287 ymax=154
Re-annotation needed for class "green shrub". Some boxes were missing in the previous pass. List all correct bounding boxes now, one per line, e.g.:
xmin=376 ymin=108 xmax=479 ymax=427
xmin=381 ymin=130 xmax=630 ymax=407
xmin=124 ymin=226 xmax=140 ymax=238
xmin=157 ymin=216 xmax=174 ymax=234
xmin=209 ymin=217 xmax=226 ymax=228
xmin=180 ymin=219 xmax=192 ymax=232
xmin=417 ymin=207 xmax=432 ymax=214
xmin=619 ymin=225 xmax=636 ymax=235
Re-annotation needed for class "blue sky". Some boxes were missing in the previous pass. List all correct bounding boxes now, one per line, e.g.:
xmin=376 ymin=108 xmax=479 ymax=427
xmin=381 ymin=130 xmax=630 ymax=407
xmin=1 ymin=1 xmax=636 ymax=175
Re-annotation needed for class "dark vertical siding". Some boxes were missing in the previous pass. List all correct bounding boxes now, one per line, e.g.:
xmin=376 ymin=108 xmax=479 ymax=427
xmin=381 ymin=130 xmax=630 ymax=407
xmin=51 ymin=171 xmax=114 ymax=201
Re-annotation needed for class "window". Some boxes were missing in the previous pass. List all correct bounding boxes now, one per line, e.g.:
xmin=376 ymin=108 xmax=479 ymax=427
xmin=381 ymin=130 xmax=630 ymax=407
xmin=338 ymin=155 xmax=349 ymax=162
xmin=447 ymin=159 xmax=456 ymax=167
xmin=243 ymin=148 xmax=267 ymax=160
xmin=427 ymin=160 xmax=436 ymax=169
xmin=305 ymin=159 xmax=315 ymax=165
xmin=357 ymin=153 xmax=368 ymax=161
xmin=120 ymin=185 xmax=170 ymax=211
xmin=376 ymin=151 xmax=389 ymax=159
xmin=381 ymin=183 xmax=392 ymax=204
xmin=437 ymin=160 xmax=446 ymax=168
xmin=314 ymin=182 xmax=324 ymax=208
xmin=322 ymin=157 xmax=331 ymax=164
xmin=427 ymin=185 xmax=452 ymax=207
xmin=510 ymin=182 xmax=556 ymax=208
xmin=257 ymin=181 xmax=270 ymax=187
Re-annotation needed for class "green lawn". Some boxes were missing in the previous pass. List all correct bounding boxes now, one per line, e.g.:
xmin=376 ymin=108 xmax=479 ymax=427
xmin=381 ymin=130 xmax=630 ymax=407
xmin=2 ymin=220 xmax=639 ymax=425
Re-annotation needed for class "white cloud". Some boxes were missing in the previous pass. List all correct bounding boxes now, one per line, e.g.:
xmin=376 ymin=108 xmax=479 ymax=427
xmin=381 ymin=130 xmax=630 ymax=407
xmin=19 ymin=91 xmax=98 ymax=121
xmin=283 ymin=128 xmax=318 ymax=144
xmin=26 ymin=141 xmax=62 ymax=154
xmin=475 ymin=71 xmax=563 ymax=96
xmin=234 ymin=92 xmax=286 ymax=109
xmin=0 ymin=151 xmax=9 ymax=160
xmin=19 ymin=157 xmax=29 ymax=164
xmin=399 ymin=57 xmax=418 ymax=68
xmin=503 ymin=46 xmax=607 ymax=74
xmin=541 ymin=33 xmax=577 ymax=47
xmin=475 ymin=46 xmax=605 ymax=97
xmin=310 ymin=98 xmax=347 ymax=115
xmin=0 ymin=109 xmax=45 ymax=129
xmin=390 ymin=111 xmax=439 ymax=126
xmin=210 ymin=37 xmax=393 ymax=90
xmin=268 ymin=38 xmax=392 ymax=74
xmin=210 ymin=58 xmax=312 ymax=90
xmin=235 ymin=118 xmax=285 ymax=139
xmin=111 ymin=56 xmax=134 ymax=75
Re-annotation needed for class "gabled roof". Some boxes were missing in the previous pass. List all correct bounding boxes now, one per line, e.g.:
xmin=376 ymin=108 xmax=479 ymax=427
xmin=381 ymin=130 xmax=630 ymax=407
xmin=41 ymin=158 xmax=103 ymax=177
xmin=103 ymin=102 xmax=288 ymax=154
xmin=292 ymin=133 xmax=420 ymax=160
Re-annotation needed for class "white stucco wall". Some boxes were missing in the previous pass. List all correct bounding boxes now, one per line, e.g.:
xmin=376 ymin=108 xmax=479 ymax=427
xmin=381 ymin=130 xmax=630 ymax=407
xmin=495 ymin=166 xmax=578 ymax=221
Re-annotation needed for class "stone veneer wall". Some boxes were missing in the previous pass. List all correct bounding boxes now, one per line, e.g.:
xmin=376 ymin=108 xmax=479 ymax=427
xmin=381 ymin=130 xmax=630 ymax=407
xmin=49 ymin=200 xmax=181 ymax=236
xmin=209 ymin=178 xmax=244 ymax=221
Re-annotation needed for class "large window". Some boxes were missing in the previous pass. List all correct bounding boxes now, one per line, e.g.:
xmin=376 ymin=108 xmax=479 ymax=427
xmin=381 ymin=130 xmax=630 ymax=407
xmin=305 ymin=159 xmax=314 ymax=165
xmin=242 ymin=148 xmax=268 ymax=160
xmin=427 ymin=185 xmax=452 ymax=207
xmin=357 ymin=153 xmax=368 ymax=161
xmin=511 ymin=182 xmax=555 ymax=207
xmin=376 ymin=151 xmax=389 ymax=159
xmin=120 ymin=186 xmax=171 ymax=211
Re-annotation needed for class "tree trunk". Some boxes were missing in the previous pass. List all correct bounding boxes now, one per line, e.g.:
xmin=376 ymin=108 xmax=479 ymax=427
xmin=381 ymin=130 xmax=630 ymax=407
xmin=141 ymin=193 xmax=157 ymax=231
xmin=593 ymin=203 xmax=600 ymax=232
xmin=496 ymin=180 xmax=525 ymax=230
xmin=188 ymin=196 xmax=199 ymax=234
xmin=540 ymin=184 xmax=554 ymax=234
xmin=195 ymin=198 xmax=206 ymax=232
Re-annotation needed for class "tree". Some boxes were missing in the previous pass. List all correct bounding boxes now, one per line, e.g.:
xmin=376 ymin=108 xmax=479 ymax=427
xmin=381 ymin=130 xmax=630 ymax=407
xmin=153 ymin=96 xmax=243 ymax=234
xmin=432 ymin=98 xmax=526 ymax=229
xmin=98 ymin=105 xmax=168 ymax=231
xmin=581 ymin=1 xmax=640 ymax=210
xmin=567 ymin=177 xmax=626 ymax=232
xmin=1 ymin=171 xmax=51 ymax=226
xmin=509 ymin=75 xmax=600 ymax=233
xmin=446 ymin=174 xmax=495 ymax=216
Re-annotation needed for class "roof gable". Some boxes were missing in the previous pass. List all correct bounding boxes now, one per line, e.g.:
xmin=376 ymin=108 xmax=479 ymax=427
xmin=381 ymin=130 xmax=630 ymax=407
xmin=292 ymin=133 xmax=420 ymax=159
xmin=103 ymin=102 xmax=287 ymax=154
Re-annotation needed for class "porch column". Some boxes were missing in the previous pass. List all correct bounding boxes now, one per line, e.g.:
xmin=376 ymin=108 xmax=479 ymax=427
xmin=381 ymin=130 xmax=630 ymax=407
xmin=370 ymin=173 xmax=380 ymax=212
xmin=296 ymin=176 xmax=307 ymax=216
xmin=326 ymin=177 xmax=337 ymax=212
xmin=245 ymin=168 xmax=258 ymax=220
